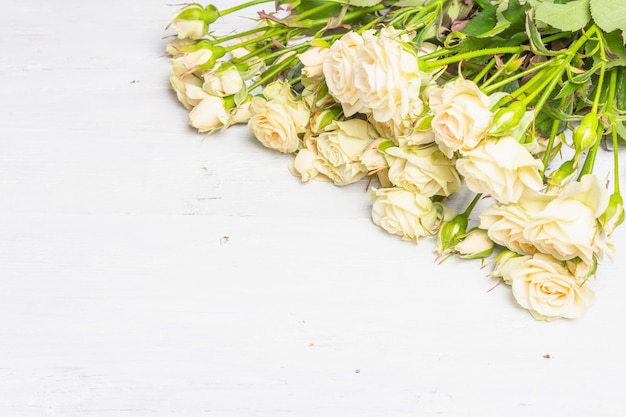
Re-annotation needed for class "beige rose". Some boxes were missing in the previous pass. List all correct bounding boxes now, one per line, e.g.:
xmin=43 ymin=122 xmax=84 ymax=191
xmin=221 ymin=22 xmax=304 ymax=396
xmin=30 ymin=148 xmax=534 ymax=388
xmin=290 ymin=138 xmax=327 ymax=183
xmin=189 ymin=95 xmax=231 ymax=133
xmin=523 ymin=174 xmax=611 ymax=264
xmin=385 ymin=143 xmax=461 ymax=197
xmin=353 ymin=28 xmax=423 ymax=122
xmin=373 ymin=113 xmax=435 ymax=146
xmin=248 ymin=81 xmax=310 ymax=154
xmin=181 ymin=49 xmax=213 ymax=71
xmin=322 ymin=31 xmax=366 ymax=117
xmin=169 ymin=58 xmax=206 ymax=110
xmin=430 ymin=78 xmax=493 ymax=157
xmin=480 ymin=203 xmax=538 ymax=255
xmin=456 ymin=137 xmax=544 ymax=204
xmin=314 ymin=119 xmax=375 ymax=186
xmin=170 ymin=19 xmax=206 ymax=40
xmin=202 ymin=63 xmax=244 ymax=97
xmin=371 ymin=188 xmax=438 ymax=242
xmin=509 ymin=253 xmax=595 ymax=320
xmin=298 ymin=46 xmax=329 ymax=79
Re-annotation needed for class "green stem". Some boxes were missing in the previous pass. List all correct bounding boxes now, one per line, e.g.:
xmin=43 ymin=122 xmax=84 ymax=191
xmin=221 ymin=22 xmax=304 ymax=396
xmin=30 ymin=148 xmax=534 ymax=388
xmin=482 ymin=58 xmax=559 ymax=94
xmin=248 ymin=53 xmax=300 ymax=91
xmin=578 ymin=123 xmax=604 ymax=178
xmin=423 ymin=46 xmax=525 ymax=71
xmin=541 ymin=96 xmax=568 ymax=173
xmin=606 ymin=69 xmax=621 ymax=194
xmin=219 ymin=0 xmax=273 ymax=17
xmin=472 ymin=58 xmax=496 ymax=84
xmin=224 ymin=28 xmax=292 ymax=52
xmin=463 ymin=193 xmax=483 ymax=218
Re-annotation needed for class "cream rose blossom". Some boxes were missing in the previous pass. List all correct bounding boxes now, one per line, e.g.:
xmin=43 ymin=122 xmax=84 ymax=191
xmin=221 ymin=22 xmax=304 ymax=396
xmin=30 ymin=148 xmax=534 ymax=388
xmin=385 ymin=143 xmax=461 ymax=197
xmin=248 ymin=81 xmax=309 ymax=154
xmin=371 ymin=188 xmax=438 ymax=242
xmin=322 ymin=31 xmax=366 ymax=117
xmin=313 ymin=119 xmax=375 ymax=186
xmin=523 ymin=174 xmax=612 ymax=264
xmin=430 ymin=78 xmax=493 ymax=157
xmin=509 ymin=253 xmax=595 ymax=320
xmin=456 ymin=136 xmax=544 ymax=204
xmin=189 ymin=95 xmax=231 ymax=133
xmin=353 ymin=28 xmax=423 ymax=122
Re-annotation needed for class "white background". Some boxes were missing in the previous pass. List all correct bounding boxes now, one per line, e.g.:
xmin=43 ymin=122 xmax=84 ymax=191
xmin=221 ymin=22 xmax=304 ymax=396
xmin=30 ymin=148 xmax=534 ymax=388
xmin=1 ymin=1 xmax=625 ymax=416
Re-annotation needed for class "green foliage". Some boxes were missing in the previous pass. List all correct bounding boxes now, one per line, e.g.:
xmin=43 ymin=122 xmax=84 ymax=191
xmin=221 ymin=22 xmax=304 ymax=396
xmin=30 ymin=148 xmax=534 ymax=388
xmin=590 ymin=0 xmax=626 ymax=38
xmin=535 ymin=0 xmax=591 ymax=31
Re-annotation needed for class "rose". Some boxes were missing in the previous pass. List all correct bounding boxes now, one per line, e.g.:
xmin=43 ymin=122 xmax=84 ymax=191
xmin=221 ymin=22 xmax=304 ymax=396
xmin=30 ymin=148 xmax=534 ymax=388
xmin=371 ymin=188 xmax=438 ymax=242
xmin=189 ymin=95 xmax=231 ymax=133
xmin=429 ymin=78 xmax=493 ymax=157
xmin=290 ymin=138 xmax=327 ymax=183
xmin=353 ymin=28 xmax=423 ymax=122
xmin=169 ymin=58 xmax=206 ymax=110
xmin=314 ymin=119 xmax=375 ymax=186
xmin=523 ymin=174 xmax=611 ymax=264
xmin=322 ymin=31 xmax=367 ymax=117
xmin=298 ymin=45 xmax=329 ymax=80
xmin=202 ymin=62 xmax=244 ymax=97
xmin=248 ymin=81 xmax=310 ymax=154
xmin=509 ymin=253 xmax=595 ymax=320
xmin=385 ymin=143 xmax=461 ymax=197
xmin=373 ymin=113 xmax=435 ymax=146
xmin=456 ymin=136 xmax=544 ymax=204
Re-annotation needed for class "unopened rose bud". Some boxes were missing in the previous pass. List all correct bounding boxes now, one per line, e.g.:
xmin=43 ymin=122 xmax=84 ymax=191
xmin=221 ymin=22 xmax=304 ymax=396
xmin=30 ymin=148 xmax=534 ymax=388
xmin=181 ymin=41 xmax=225 ymax=72
xmin=189 ymin=95 xmax=231 ymax=133
xmin=599 ymin=193 xmax=625 ymax=236
xmin=547 ymin=159 xmax=577 ymax=189
xmin=489 ymin=251 xmax=531 ymax=285
xmin=203 ymin=62 xmax=245 ymax=97
xmin=167 ymin=4 xmax=218 ymax=40
xmin=309 ymin=108 xmax=342 ymax=134
xmin=454 ymin=228 xmax=494 ymax=259
xmin=435 ymin=214 xmax=468 ymax=258
xmin=490 ymin=101 xmax=527 ymax=135
xmin=573 ymin=113 xmax=598 ymax=155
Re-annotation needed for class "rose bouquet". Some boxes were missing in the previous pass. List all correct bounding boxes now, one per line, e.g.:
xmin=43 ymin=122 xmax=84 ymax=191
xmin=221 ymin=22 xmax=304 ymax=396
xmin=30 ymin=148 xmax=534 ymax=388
xmin=164 ymin=0 xmax=626 ymax=320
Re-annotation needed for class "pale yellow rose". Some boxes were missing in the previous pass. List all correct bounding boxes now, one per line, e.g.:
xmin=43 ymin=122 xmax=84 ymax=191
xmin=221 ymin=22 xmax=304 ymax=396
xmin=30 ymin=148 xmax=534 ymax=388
xmin=430 ymin=78 xmax=493 ymax=157
xmin=454 ymin=228 xmax=494 ymax=259
xmin=189 ymin=95 xmax=231 ymax=133
xmin=523 ymin=175 xmax=611 ymax=264
xmin=385 ymin=144 xmax=461 ymax=197
xmin=489 ymin=251 xmax=532 ymax=285
xmin=322 ymin=31 xmax=366 ymax=116
xmin=456 ymin=137 xmax=544 ymax=204
xmin=353 ymin=28 xmax=423 ymax=122
xmin=169 ymin=58 xmax=206 ymax=110
xmin=202 ymin=63 xmax=244 ymax=97
xmin=289 ymin=138 xmax=328 ymax=183
xmin=509 ymin=253 xmax=595 ymax=320
xmin=480 ymin=203 xmax=539 ymax=255
xmin=371 ymin=188 xmax=438 ymax=242
xmin=170 ymin=19 xmax=206 ymax=40
xmin=298 ymin=46 xmax=329 ymax=79
xmin=248 ymin=81 xmax=310 ymax=154
xmin=360 ymin=138 xmax=389 ymax=173
xmin=314 ymin=119 xmax=375 ymax=186
xmin=373 ymin=113 xmax=435 ymax=146
xmin=181 ymin=49 xmax=213 ymax=71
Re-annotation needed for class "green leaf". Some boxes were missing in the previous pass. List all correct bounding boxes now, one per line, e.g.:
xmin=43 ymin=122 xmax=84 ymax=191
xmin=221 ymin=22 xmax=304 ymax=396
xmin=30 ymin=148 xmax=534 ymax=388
xmin=604 ymin=30 xmax=626 ymax=67
xmin=462 ymin=3 xmax=497 ymax=36
xmin=590 ymin=0 xmax=626 ymax=34
xmin=535 ymin=0 xmax=591 ymax=31
xmin=291 ymin=0 xmax=343 ymax=18
xmin=501 ymin=0 xmax=530 ymax=28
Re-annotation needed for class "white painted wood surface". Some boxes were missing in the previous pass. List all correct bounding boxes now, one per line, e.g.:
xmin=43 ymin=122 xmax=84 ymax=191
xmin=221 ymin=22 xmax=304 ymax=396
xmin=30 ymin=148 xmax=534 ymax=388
xmin=1 ymin=1 xmax=625 ymax=416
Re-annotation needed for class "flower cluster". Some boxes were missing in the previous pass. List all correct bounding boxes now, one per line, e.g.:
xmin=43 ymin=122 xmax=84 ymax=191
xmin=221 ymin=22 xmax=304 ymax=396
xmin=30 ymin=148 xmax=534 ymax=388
xmin=164 ymin=0 xmax=626 ymax=320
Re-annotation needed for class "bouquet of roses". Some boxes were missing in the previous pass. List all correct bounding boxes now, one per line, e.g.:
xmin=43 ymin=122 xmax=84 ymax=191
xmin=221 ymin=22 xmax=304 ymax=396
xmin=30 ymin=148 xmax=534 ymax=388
xmin=163 ymin=0 xmax=626 ymax=320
